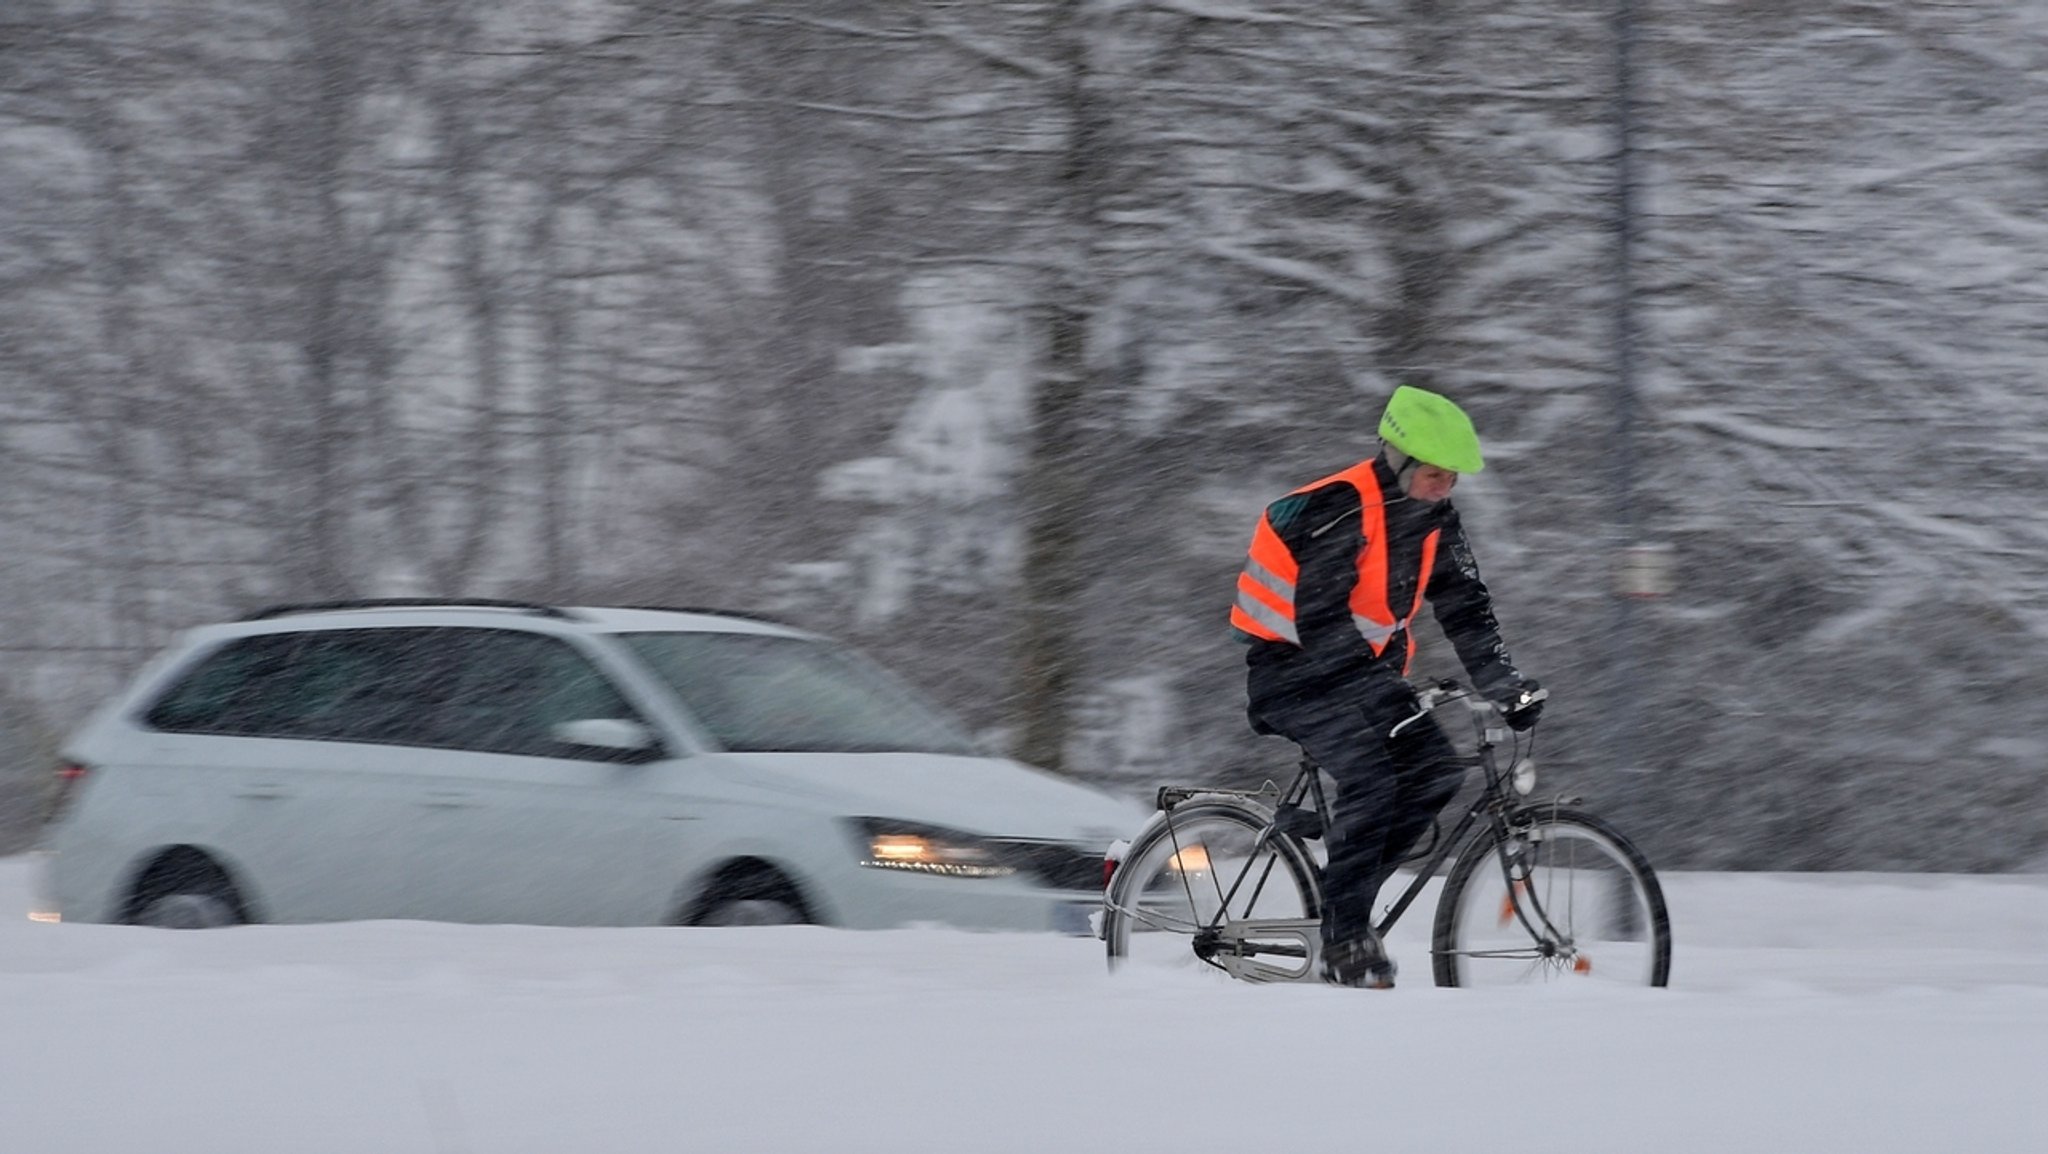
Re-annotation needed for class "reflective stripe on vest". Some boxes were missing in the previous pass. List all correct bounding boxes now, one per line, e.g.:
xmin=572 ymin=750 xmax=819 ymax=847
xmin=1228 ymin=461 xmax=1440 ymax=671
xmin=1231 ymin=517 xmax=1301 ymax=644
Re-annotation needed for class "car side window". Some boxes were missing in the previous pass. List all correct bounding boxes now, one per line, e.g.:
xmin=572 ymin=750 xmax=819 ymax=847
xmin=144 ymin=629 xmax=451 ymax=744
xmin=434 ymin=630 xmax=653 ymax=761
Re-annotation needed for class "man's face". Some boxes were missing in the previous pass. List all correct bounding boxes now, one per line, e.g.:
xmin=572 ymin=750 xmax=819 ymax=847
xmin=1406 ymin=463 xmax=1460 ymax=504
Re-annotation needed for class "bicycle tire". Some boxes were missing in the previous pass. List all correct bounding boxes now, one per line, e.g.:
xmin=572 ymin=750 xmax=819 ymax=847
xmin=1431 ymin=807 xmax=1671 ymax=988
xmin=1103 ymin=800 xmax=1321 ymax=975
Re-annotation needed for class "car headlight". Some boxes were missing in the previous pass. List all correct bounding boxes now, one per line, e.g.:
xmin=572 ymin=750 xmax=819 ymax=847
xmin=847 ymin=818 xmax=1018 ymax=879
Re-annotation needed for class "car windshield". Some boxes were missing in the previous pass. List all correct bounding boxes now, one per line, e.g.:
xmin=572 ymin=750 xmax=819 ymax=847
xmin=617 ymin=631 xmax=980 ymax=755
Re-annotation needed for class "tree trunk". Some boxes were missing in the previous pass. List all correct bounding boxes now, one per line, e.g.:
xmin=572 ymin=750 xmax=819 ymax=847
xmin=1011 ymin=0 xmax=1110 ymax=774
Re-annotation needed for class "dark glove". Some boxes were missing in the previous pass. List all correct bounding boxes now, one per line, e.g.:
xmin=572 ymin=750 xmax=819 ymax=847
xmin=1498 ymin=679 xmax=1546 ymax=732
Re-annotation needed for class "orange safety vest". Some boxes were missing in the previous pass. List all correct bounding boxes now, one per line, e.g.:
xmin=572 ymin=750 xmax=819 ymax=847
xmin=1229 ymin=461 xmax=1441 ymax=672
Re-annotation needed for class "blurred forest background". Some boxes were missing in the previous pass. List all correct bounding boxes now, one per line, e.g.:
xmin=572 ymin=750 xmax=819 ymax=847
xmin=3 ymin=0 xmax=2046 ymax=869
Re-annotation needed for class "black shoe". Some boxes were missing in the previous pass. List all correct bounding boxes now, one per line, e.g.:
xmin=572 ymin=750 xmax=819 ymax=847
xmin=1322 ymin=933 xmax=1397 ymax=989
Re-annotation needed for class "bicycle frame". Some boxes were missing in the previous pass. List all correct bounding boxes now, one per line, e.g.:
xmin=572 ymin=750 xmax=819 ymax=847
xmin=1144 ymin=683 xmax=1570 ymax=981
xmin=1226 ymin=747 xmax=1500 ymax=942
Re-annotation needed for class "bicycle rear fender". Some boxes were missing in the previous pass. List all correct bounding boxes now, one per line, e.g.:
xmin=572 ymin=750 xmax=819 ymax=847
xmin=1104 ymin=794 xmax=1289 ymax=907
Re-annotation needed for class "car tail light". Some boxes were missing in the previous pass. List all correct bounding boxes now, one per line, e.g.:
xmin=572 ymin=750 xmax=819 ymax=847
xmin=1101 ymin=838 xmax=1130 ymax=890
xmin=45 ymin=759 xmax=90 ymax=825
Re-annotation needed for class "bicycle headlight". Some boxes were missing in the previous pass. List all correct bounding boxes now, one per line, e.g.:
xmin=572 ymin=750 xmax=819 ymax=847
xmin=848 ymin=818 xmax=1017 ymax=878
xmin=1512 ymin=758 xmax=1537 ymax=797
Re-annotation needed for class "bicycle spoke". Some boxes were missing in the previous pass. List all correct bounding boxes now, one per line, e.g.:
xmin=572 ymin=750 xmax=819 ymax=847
xmin=1162 ymin=826 xmax=1219 ymax=926
xmin=1115 ymin=902 xmax=1207 ymax=935
xmin=1105 ymin=804 xmax=1318 ymax=977
xmin=1435 ymin=810 xmax=1670 ymax=988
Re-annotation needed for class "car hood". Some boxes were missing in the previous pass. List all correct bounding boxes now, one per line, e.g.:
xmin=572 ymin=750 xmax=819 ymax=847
xmin=699 ymin=751 xmax=1144 ymax=845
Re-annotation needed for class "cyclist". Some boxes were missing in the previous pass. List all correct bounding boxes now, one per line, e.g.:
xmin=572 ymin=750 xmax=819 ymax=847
xmin=1229 ymin=384 xmax=1543 ymax=988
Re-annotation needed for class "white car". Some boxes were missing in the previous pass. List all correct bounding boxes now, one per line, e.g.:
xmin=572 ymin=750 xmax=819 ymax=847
xmin=34 ymin=600 xmax=1139 ymax=933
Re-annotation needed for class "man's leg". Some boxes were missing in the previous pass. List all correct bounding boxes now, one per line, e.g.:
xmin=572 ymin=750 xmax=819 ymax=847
xmin=1258 ymin=682 xmax=1447 ymax=986
xmin=1360 ymin=717 xmax=1466 ymax=902
xmin=1280 ymin=701 xmax=1460 ymax=987
xmin=1276 ymin=700 xmax=1397 ymax=955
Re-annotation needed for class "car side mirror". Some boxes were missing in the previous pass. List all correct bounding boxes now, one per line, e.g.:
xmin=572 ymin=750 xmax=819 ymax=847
xmin=551 ymin=718 xmax=660 ymax=760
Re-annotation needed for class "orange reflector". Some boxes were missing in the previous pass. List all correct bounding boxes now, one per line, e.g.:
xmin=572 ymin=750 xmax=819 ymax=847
xmin=1573 ymin=955 xmax=1592 ymax=975
xmin=1498 ymin=880 xmax=1529 ymax=927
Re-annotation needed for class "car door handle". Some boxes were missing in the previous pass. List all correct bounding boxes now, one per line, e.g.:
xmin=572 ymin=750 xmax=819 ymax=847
xmin=235 ymin=784 xmax=293 ymax=800
xmin=418 ymin=791 xmax=476 ymax=809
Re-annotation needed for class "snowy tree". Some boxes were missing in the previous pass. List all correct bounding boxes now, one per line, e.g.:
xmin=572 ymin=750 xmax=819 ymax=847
xmin=4 ymin=0 xmax=2047 ymax=868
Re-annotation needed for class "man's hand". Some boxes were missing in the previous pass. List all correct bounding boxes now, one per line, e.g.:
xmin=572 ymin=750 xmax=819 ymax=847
xmin=1500 ymin=680 xmax=1547 ymax=732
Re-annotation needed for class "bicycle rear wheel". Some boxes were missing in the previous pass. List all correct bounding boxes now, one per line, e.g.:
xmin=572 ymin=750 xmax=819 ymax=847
xmin=1432 ymin=808 xmax=1670 ymax=988
xmin=1103 ymin=801 xmax=1320 ymax=976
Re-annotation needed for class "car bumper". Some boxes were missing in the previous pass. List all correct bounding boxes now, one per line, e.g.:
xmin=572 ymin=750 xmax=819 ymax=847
xmin=24 ymin=850 xmax=62 ymax=923
xmin=832 ymin=867 xmax=1101 ymax=934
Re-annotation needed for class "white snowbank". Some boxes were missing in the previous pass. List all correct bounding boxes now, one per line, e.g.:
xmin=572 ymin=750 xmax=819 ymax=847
xmin=2 ymin=859 xmax=2043 ymax=1154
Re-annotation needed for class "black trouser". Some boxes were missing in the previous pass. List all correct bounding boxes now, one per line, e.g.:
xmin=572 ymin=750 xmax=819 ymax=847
xmin=1257 ymin=688 xmax=1465 ymax=948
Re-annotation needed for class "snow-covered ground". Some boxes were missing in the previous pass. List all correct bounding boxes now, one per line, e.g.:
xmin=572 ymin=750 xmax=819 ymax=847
xmin=4 ymin=856 xmax=2045 ymax=1154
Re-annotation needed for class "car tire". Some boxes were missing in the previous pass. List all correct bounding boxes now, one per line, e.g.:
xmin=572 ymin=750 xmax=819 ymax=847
xmin=134 ymin=891 xmax=240 ymax=929
xmin=694 ymin=898 xmax=806 ymax=926
xmin=124 ymin=849 xmax=247 ymax=929
xmin=686 ymin=862 xmax=812 ymax=927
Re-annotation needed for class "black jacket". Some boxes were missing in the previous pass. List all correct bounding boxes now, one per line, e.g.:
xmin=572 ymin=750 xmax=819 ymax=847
xmin=1245 ymin=456 xmax=1524 ymax=727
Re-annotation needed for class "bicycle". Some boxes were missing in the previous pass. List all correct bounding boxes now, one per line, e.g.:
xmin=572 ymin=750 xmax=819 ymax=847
xmin=1100 ymin=680 xmax=1671 ymax=987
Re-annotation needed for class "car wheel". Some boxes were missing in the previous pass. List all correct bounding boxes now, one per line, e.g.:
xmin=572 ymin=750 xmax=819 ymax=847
xmin=694 ymin=897 xmax=806 ymax=926
xmin=124 ymin=848 xmax=247 ymax=929
xmin=686 ymin=861 xmax=812 ymax=927
xmin=134 ymin=891 xmax=240 ymax=929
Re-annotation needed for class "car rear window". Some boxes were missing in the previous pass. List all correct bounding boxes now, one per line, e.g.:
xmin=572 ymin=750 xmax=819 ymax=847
xmin=617 ymin=632 xmax=977 ymax=755
xmin=144 ymin=631 xmax=439 ymax=743
xmin=144 ymin=627 xmax=652 ymax=760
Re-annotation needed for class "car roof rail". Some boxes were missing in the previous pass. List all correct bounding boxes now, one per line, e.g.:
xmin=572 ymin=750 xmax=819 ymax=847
xmin=612 ymin=605 xmax=799 ymax=628
xmin=239 ymin=597 xmax=577 ymax=622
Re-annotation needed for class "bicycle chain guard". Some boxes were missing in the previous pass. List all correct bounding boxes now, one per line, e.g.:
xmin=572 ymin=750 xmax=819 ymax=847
xmin=1203 ymin=917 xmax=1323 ymax=983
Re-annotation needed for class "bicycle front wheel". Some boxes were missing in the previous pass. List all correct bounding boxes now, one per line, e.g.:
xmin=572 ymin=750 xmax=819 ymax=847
xmin=1432 ymin=808 xmax=1670 ymax=988
xmin=1103 ymin=801 xmax=1320 ymax=976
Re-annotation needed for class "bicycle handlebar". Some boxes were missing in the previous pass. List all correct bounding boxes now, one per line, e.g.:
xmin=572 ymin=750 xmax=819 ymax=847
xmin=1388 ymin=679 xmax=1549 ymax=738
